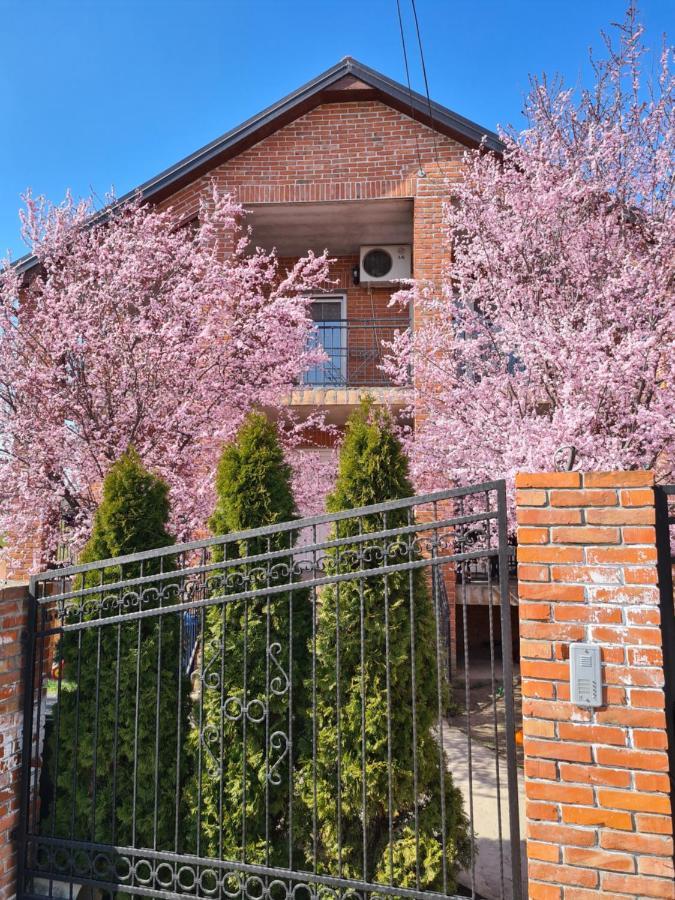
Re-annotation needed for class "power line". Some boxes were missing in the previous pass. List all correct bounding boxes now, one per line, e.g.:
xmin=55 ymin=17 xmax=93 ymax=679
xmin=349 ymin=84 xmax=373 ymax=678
xmin=410 ymin=0 xmax=447 ymax=177
xmin=396 ymin=0 xmax=426 ymax=177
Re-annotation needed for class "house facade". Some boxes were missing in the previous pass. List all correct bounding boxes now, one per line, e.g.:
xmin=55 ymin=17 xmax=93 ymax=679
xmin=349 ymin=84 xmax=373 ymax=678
xmin=9 ymin=58 xmax=511 ymax=667
xmin=143 ymin=58 xmax=500 ymax=424
xmin=16 ymin=56 xmax=500 ymax=426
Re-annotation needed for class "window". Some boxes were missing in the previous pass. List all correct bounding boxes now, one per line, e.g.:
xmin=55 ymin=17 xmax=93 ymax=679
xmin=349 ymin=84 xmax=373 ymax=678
xmin=304 ymin=295 xmax=346 ymax=387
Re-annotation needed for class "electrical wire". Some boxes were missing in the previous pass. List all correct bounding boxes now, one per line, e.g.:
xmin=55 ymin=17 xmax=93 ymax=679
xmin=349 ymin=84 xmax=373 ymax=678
xmin=396 ymin=0 xmax=426 ymax=177
xmin=410 ymin=0 xmax=448 ymax=177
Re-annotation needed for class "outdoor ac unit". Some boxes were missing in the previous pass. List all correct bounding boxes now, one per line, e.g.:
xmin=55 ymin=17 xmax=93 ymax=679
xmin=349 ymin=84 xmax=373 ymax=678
xmin=359 ymin=245 xmax=411 ymax=284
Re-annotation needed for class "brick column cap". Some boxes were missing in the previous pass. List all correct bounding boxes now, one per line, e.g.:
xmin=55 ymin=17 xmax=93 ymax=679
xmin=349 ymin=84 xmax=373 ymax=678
xmin=515 ymin=471 xmax=654 ymax=490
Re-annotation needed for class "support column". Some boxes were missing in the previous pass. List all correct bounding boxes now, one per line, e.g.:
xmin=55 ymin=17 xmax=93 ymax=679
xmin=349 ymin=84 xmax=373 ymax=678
xmin=516 ymin=471 xmax=674 ymax=899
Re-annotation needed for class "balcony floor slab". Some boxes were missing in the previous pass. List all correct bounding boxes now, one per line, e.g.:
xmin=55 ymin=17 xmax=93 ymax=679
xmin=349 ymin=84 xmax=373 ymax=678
xmin=284 ymin=385 xmax=412 ymax=407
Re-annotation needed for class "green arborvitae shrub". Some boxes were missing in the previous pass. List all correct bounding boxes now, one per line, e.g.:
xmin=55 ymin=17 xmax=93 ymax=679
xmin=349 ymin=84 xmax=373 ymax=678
xmin=298 ymin=404 xmax=470 ymax=891
xmin=40 ymin=450 xmax=190 ymax=857
xmin=184 ymin=413 xmax=312 ymax=866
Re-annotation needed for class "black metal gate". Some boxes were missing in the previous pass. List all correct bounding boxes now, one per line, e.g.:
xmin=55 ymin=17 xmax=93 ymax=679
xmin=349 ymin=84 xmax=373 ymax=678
xmin=654 ymin=485 xmax=675 ymax=837
xmin=18 ymin=482 xmax=523 ymax=900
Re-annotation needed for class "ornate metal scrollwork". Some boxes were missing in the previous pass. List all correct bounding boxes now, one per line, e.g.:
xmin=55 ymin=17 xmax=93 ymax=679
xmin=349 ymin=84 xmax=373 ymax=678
xmin=59 ymin=579 xmax=185 ymax=624
xmin=201 ymin=635 xmax=224 ymax=690
xmin=267 ymin=731 xmax=290 ymax=785
xmin=199 ymin=640 xmax=290 ymax=783
xmin=269 ymin=642 xmax=289 ymax=696
xmin=28 ymin=837 xmax=371 ymax=900
xmin=222 ymin=696 xmax=267 ymax=723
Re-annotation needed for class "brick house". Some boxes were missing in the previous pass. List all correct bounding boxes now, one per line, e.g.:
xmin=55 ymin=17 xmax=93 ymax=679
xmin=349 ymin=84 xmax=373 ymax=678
xmin=15 ymin=56 xmax=501 ymax=416
xmin=4 ymin=62 xmax=674 ymax=900
xmin=10 ymin=57 xmax=509 ymax=666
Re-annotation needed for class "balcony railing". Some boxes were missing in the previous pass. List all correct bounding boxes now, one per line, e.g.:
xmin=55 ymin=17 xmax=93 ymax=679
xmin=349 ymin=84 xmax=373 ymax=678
xmin=304 ymin=318 xmax=410 ymax=388
xmin=456 ymin=542 xmax=517 ymax=583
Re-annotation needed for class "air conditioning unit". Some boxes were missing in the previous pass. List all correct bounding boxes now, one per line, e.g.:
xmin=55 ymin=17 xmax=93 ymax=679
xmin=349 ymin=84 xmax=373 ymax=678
xmin=359 ymin=245 xmax=412 ymax=284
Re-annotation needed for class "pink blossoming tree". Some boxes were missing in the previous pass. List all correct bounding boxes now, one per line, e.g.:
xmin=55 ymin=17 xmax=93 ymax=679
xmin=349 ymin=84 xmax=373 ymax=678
xmin=0 ymin=187 xmax=329 ymax=567
xmin=388 ymin=8 xmax=674 ymax=522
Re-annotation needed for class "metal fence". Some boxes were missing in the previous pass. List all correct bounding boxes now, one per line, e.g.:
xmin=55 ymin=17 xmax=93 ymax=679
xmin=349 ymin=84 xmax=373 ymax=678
xmin=303 ymin=319 xmax=410 ymax=388
xmin=19 ymin=482 xmax=523 ymax=900
xmin=654 ymin=484 xmax=675 ymax=835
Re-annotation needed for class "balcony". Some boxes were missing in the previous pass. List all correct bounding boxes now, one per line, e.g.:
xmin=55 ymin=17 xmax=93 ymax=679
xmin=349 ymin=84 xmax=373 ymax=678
xmin=245 ymin=198 xmax=415 ymax=420
xmin=285 ymin=317 xmax=411 ymax=417
xmin=304 ymin=318 xmax=410 ymax=388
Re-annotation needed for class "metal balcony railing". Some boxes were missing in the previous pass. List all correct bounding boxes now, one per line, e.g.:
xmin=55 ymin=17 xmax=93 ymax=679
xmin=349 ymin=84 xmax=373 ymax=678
xmin=456 ymin=543 xmax=518 ymax=583
xmin=303 ymin=318 xmax=411 ymax=388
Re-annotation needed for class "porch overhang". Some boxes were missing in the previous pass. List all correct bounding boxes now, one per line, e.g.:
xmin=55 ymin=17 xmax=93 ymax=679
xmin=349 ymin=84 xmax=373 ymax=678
xmin=246 ymin=198 xmax=414 ymax=257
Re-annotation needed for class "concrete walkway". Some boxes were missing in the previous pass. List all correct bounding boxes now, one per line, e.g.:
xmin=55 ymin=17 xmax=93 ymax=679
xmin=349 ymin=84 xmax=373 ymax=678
xmin=440 ymin=723 xmax=527 ymax=900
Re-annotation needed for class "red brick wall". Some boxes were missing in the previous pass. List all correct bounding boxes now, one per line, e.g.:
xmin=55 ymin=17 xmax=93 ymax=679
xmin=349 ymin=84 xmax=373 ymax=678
xmin=1 ymin=529 xmax=44 ymax=583
xmin=158 ymin=99 xmax=458 ymax=300
xmin=516 ymin=471 xmax=674 ymax=899
xmin=161 ymin=100 xmax=464 ymax=217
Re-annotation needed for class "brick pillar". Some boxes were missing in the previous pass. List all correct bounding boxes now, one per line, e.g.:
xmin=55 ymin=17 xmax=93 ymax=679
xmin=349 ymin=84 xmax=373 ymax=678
xmin=0 ymin=584 xmax=30 ymax=900
xmin=413 ymin=176 xmax=460 ymax=674
xmin=516 ymin=471 xmax=674 ymax=900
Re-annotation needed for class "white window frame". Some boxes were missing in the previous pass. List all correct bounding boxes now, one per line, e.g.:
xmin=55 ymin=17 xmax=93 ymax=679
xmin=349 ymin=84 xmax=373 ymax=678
xmin=307 ymin=293 xmax=347 ymax=386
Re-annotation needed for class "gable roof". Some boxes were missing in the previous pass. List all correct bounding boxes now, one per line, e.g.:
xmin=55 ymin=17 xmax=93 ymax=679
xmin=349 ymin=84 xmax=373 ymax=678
xmin=13 ymin=56 xmax=502 ymax=277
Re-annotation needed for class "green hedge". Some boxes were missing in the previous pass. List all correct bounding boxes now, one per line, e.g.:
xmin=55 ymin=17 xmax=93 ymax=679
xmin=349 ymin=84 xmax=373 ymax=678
xmin=297 ymin=404 xmax=470 ymax=890
xmin=184 ymin=413 xmax=312 ymax=864
xmin=41 ymin=450 xmax=190 ymax=855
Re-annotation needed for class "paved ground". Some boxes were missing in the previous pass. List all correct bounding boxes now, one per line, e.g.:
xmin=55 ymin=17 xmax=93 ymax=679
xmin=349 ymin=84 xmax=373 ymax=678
xmin=443 ymin=660 xmax=526 ymax=900
xmin=442 ymin=722 xmax=526 ymax=900
xmin=450 ymin=667 xmax=524 ymax=765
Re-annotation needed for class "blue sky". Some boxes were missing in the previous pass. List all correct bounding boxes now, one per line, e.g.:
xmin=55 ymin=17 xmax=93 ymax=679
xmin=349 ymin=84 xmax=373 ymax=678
xmin=2 ymin=0 xmax=673 ymax=259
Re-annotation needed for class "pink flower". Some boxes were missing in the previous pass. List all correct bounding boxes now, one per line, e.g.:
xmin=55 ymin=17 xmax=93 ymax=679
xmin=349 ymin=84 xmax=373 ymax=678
xmin=0 ymin=186 xmax=330 ymax=568
xmin=387 ymin=9 xmax=674 ymax=528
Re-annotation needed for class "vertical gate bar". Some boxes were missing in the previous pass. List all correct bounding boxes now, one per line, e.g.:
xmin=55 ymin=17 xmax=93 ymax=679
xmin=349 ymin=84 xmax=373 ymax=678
xmin=152 ymin=595 xmax=164 ymax=849
xmin=311 ymin=524 xmax=318 ymax=876
xmin=406 ymin=506 xmax=420 ymax=891
xmin=287 ymin=527 xmax=294 ymax=872
xmin=48 ymin=580 xmax=65 ymax=900
xmin=264 ymin=538 xmax=271 ymax=867
xmin=70 ymin=605 xmax=83 ymax=847
xmin=111 ymin=620 xmax=121 ymax=845
xmin=218 ymin=544 xmax=227 ymax=862
xmin=485 ymin=490 xmax=505 ymax=900
xmin=67 ymin=594 xmax=83 ymax=900
xmin=460 ymin=556 xmax=475 ymax=897
xmin=447 ymin=579 xmax=453 ymax=687
xmin=174 ymin=595 xmax=185 ymax=854
xmin=497 ymin=479 xmax=523 ymax=900
xmin=430 ymin=505 xmax=448 ymax=896
xmin=382 ymin=512 xmax=394 ymax=885
xmin=16 ymin=578 xmax=38 ymax=900
xmin=358 ymin=516 xmax=368 ymax=881
xmin=335 ymin=547 xmax=343 ymax=877
xmin=196 ymin=600 xmax=206 ymax=857
xmin=242 ymin=546 xmax=249 ymax=864
xmin=90 ymin=569 xmax=104 ymax=845
xmin=457 ymin=492 xmax=475 ymax=897
xmin=132 ymin=562 xmax=143 ymax=849
xmin=654 ymin=486 xmax=675 ymax=825
xmin=90 ymin=623 xmax=102 ymax=841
